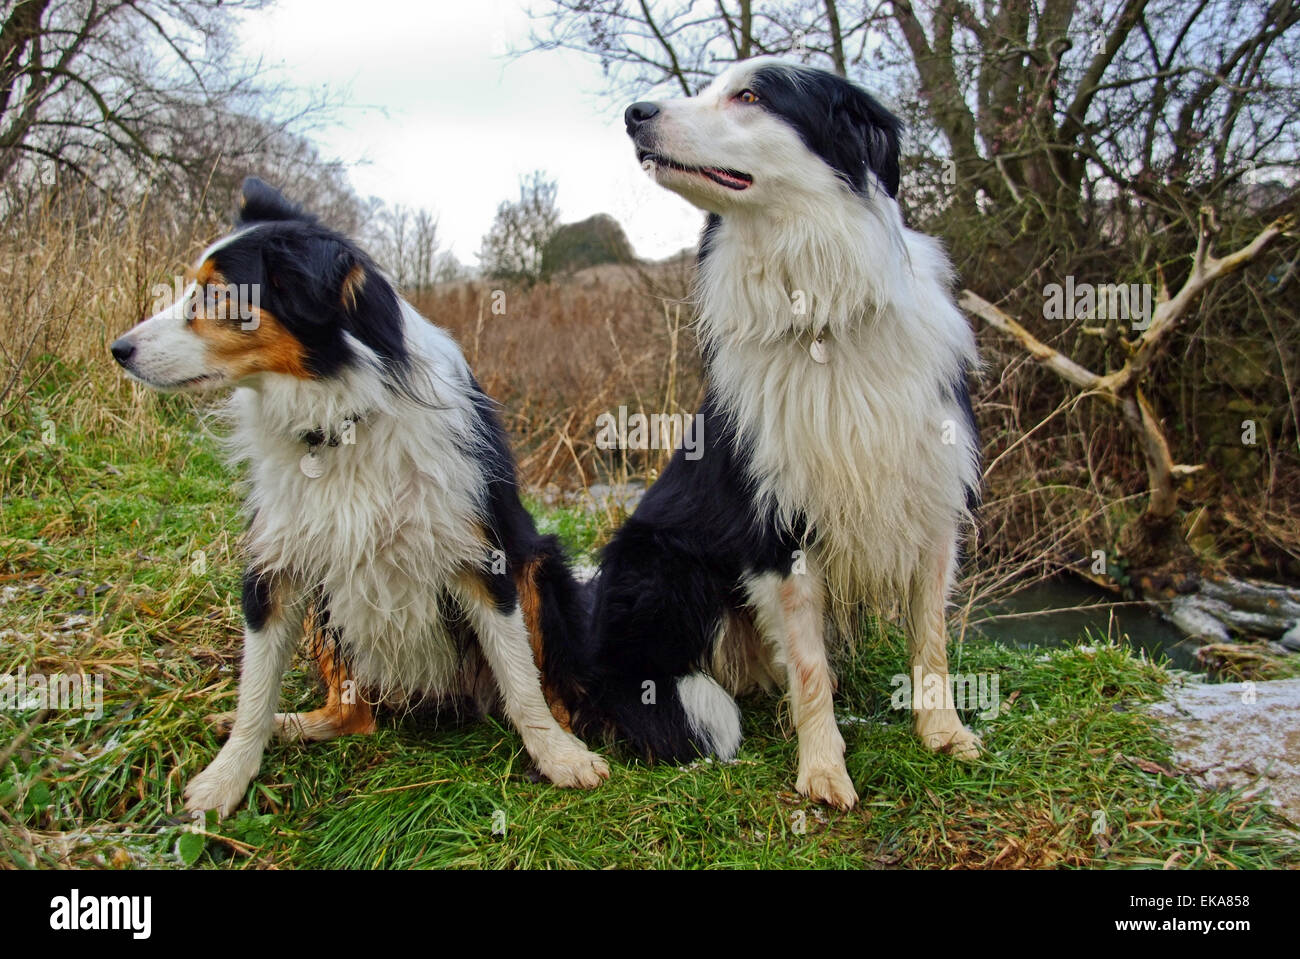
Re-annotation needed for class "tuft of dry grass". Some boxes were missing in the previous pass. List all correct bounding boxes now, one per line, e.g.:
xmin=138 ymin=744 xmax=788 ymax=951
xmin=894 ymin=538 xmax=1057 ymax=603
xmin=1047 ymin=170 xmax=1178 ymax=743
xmin=410 ymin=260 xmax=700 ymax=494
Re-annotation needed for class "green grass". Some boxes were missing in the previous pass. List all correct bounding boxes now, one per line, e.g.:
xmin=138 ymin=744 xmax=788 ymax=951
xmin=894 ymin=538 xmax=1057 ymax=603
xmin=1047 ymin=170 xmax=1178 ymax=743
xmin=2 ymin=360 xmax=1297 ymax=869
xmin=527 ymin=498 xmax=610 ymax=564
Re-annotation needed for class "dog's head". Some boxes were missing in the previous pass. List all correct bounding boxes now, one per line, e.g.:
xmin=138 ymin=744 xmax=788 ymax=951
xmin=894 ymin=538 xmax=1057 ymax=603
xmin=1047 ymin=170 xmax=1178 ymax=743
xmin=625 ymin=58 xmax=901 ymax=214
xmin=110 ymin=178 xmax=406 ymax=392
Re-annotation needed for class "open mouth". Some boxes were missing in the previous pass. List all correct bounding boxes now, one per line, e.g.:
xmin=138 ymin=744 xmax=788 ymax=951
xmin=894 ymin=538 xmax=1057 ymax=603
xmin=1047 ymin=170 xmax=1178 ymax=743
xmin=130 ymin=370 xmax=223 ymax=391
xmin=637 ymin=150 xmax=753 ymax=191
xmin=162 ymin=372 xmax=223 ymax=390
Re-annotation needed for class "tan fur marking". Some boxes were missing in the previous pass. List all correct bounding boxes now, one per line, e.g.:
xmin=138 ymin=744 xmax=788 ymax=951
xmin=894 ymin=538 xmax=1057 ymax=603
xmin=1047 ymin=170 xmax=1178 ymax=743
xmin=194 ymin=259 xmax=220 ymax=286
xmin=303 ymin=618 xmax=376 ymax=737
xmin=191 ymin=306 xmax=311 ymax=380
xmin=711 ymin=609 xmax=781 ymax=695
xmin=455 ymin=559 xmax=496 ymax=606
xmin=184 ymin=264 xmax=312 ymax=380
xmin=516 ymin=558 xmax=573 ymax=731
xmin=340 ymin=263 xmax=366 ymax=311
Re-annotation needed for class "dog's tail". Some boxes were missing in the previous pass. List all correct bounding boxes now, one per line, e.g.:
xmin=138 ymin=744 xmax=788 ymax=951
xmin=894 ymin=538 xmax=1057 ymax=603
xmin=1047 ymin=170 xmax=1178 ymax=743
xmin=576 ymin=534 xmax=743 ymax=762
xmin=527 ymin=536 xmax=742 ymax=763
xmin=589 ymin=665 xmax=742 ymax=763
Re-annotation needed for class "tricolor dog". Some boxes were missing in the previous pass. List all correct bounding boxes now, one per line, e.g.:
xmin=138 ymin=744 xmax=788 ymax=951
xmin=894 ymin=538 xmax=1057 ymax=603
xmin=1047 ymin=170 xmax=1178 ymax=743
xmin=111 ymin=179 xmax=608 ymax=816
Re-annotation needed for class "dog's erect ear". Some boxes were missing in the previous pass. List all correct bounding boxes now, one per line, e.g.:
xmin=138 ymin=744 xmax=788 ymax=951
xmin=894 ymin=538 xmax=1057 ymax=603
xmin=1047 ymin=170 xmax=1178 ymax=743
xmin=237 ymin=177 xmax=310 ymax=225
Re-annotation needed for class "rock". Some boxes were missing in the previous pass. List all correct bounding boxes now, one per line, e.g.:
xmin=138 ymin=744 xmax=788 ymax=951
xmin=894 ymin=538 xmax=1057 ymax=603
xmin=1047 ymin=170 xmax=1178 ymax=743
xmin=1167 ymin=595 xmax=1231 ymax=643
xmin=1218 ymin=607 xmax=1295 ymax=637
xmin=1149 ymin=677 xmax=1300 ymax=825
xmin=1200 ymin=576 xmax=1300 ymax=621
xmin=579 ymin=483 xmax=645 ymax=513
xmin=1281 ymin=623 xmax=1300 ymax=653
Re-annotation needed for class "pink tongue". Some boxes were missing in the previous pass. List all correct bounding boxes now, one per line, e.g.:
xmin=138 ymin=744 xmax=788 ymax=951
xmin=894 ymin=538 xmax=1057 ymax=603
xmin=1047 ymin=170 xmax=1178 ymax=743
xmin=708 ymin=168 xmax=748 ymax=188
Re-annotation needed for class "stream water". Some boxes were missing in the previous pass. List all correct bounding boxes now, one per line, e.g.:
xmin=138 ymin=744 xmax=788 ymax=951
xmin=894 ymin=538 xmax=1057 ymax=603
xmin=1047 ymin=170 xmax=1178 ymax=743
xmin=965 ymin=576 xmax=1203 ymax=672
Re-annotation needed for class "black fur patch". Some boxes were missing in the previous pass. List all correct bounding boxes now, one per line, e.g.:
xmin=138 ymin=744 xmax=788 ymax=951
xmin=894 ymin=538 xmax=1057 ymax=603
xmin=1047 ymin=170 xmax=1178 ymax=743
xmin=207 ymin=178 xmax=410 ymax=379
xmin=587 ymin=387 xmax=802 ymax=760
xmin=949 ymin=363 xmax=982 ymax=512
xmin=748 ymin=64 xmax=902 ymax=197
xmin=241 ymin=568 xmax=274 ymax=633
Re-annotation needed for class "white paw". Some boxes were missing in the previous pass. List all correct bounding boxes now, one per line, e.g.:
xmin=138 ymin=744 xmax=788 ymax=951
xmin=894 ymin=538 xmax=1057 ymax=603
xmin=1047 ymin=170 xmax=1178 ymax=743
xmin=919 ymin=723 xmax=983 ymax=760
xmin=796 ymin=762 xmax=858 ymax=810
xmin=182 ymin=759 xmax=254 ymax=817
xmin=534 ymin=741 xmax=610 ymax=789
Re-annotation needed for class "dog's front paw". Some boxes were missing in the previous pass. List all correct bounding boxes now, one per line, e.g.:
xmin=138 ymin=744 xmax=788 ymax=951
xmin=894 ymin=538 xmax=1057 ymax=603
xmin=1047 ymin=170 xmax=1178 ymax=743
xmin=535 ymin=743 xmax=610 ymax=789
xmin=183 ymin=759 xmax=253 ymax=818
xmin=919 ymin=724 xmax=982 ymax=760
xmin=796 ymin=762 xmax=858 ymax=810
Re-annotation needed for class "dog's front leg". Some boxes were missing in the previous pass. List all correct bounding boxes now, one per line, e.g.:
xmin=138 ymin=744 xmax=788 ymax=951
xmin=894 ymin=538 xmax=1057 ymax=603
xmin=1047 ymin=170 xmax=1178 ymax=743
xmin=748 ymin=570 xmax=857 ymax=810
xmin=184 ymin=570 xmax=300 ymax=817
xmin=453 ymin=573 xmax=608 ymax=788
xmin=906 ymin=542 xmax=982 ymax=759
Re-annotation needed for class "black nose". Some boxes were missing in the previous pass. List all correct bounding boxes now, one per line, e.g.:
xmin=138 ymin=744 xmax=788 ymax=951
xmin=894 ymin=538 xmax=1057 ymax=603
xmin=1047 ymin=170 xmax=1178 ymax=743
xmin=110 ymin=337 xmax=135 ymax=366
xmin=625 ymin=101 xmax=660 ymax=135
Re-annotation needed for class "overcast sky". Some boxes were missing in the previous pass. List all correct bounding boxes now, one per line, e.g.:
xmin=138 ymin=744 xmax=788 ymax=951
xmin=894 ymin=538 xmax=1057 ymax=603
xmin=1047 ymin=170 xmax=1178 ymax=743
xmin=237 ymin=0 xmax=706 ymax=264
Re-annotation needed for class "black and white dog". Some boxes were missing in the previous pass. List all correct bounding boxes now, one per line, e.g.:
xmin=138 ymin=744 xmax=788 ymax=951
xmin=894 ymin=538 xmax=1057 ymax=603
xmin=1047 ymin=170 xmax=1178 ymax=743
xmin=111 ymin=179 xmax=608 ymax=816
xmin=588 ymin=59 xmax=982 ymax=809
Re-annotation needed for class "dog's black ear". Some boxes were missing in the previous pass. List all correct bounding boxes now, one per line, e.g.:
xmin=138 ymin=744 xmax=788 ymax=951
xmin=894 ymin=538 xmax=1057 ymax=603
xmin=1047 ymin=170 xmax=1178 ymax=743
xmin=834 ymin=85 xmax=901 ymax=198
xmin=237 ymin=177 xmax=310 ymax=225
xmin=322 ymin=245 xmax=407 ymax=369
xmin=254 ymin=234 xmax=408 ymax=377
xmin=750 ymin=65 xmax=902 ymax=198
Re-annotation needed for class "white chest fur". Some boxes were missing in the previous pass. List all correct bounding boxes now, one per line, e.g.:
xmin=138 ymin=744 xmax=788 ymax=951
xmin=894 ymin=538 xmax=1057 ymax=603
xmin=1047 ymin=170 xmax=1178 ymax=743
xmin=698 ymin=207 xmax=979 ymax=602
xmin=224 ymin=313 xmax=491 ymax=699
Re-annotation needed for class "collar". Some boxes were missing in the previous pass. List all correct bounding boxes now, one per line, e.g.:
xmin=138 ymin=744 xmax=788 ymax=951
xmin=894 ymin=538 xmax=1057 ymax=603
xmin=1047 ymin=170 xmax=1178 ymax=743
xmin=797 ymin=328 xmax=830 ymax=364
xmin=297 ymin=412 xmax=367 ymax=450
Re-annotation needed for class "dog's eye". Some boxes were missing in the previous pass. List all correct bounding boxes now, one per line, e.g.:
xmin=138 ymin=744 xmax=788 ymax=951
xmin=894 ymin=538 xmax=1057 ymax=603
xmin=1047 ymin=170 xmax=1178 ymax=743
xmin=736 ymin=89 xmax=759 ymax=104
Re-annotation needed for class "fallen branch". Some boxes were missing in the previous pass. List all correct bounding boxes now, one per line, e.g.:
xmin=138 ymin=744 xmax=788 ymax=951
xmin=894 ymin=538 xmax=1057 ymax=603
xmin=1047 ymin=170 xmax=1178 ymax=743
xmin=961 ymin=211 xmax=1295 ymax=537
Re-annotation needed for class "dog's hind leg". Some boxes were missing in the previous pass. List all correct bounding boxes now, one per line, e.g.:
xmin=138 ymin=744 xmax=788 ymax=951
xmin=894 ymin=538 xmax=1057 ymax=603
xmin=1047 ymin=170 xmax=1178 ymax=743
xmin=746 ymin=568 xmax=857 ymax=810
xmin=906 ymin=539 xmax=982 ymax=759
xmin=206 ymin=624 xmax=376 ymax=742
xmin=184 ymin=570 xmax=300 ymax=817
xmin=453 ymin=570 xmax=609 ymax=788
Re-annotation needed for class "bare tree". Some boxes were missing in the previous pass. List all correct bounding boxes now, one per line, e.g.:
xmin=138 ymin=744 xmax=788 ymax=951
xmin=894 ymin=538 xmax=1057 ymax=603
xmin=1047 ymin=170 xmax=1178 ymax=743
xmin=411 ymin=207 xmax=439 ymax=290
xmin=360 ymin=202 xmax=444 ymax=292
xmin=963 ymin=210 xmax=1294 ymax=565
xmin=525 ymin=0 xmax=869 ymax=96
xmin=0 ymin=0 xmax=332 ymax=204
xmin=478 ymin=170 xmax=560 ymax=286
xmin=532 ymin=2 xmax=1299 ymax=217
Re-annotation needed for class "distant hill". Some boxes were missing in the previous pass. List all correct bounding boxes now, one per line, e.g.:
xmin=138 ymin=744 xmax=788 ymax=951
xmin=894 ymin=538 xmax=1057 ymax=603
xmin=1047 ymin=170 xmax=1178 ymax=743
xmin=542 ymin=213 xmax=637 ymax=277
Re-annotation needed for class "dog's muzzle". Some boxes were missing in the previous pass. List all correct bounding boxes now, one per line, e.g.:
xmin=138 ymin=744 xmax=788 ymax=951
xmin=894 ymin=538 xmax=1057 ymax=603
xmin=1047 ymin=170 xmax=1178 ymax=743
xmin=625 ymin=101 xmax=660 ymax=138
